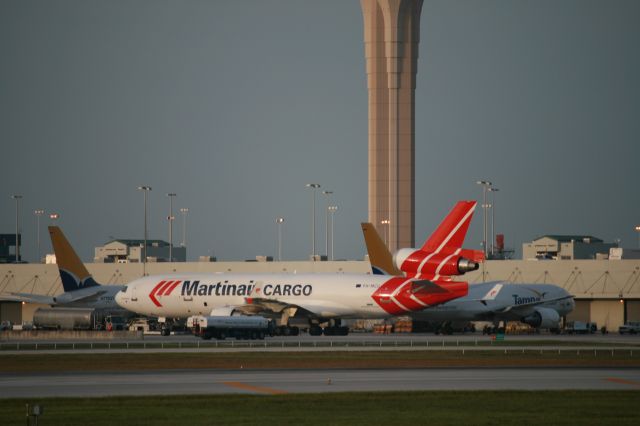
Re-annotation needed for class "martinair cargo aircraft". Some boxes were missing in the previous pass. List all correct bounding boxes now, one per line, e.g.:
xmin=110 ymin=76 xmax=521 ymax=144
xmin=361 ymin=205 xmax=575 ymax=330
xmin=1 ymin=227 xmax=124 ymax=312
xmin=114 ymin=204 xmax=478 ymax=336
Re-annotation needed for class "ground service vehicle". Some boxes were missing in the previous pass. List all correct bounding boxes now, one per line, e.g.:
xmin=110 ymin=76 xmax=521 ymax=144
xmin=565 ymin=321 xmax=597 ymax=334
xmin=187 ymin=315 xmax=272 ymax=340
xmin=619 ymin=321 xmax=640 ymax=334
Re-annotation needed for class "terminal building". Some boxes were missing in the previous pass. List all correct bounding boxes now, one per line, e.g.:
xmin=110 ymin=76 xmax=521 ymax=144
xmin=94 ymin=239 xmax=186 ymax=263
xmin=1 ymin=256 xmax=639 ymax=332
xmin=0 ymin=234 xmax=20 ymax=263
xmin=523 ymin=235 xmax=617 ymax=260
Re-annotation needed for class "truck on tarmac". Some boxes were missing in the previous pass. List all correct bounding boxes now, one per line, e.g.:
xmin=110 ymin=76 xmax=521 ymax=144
xmin=33 ymin=308 xmax=129 ymax=331
xmin=618 ymin=321 xmax=640 ymax=334
xmin=564 ymin=320 xmax=597 ymax=334
xmin=187 ymin=315 xmax=272 ymax=340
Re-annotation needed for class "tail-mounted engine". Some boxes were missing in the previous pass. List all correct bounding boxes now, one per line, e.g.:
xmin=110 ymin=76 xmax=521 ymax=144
xmin=393 ymin=247 xmax=483 ymax=277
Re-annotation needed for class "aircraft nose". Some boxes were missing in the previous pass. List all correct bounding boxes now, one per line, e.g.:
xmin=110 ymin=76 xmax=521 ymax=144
xmin=115 ymin=289 xmax=127 ymax=308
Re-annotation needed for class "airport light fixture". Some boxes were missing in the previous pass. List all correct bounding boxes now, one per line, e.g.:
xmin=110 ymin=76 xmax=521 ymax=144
xmin=167 ymin=193 xmax=176 ymax=262
xmin=476 ymin=180 xmax=492 ymax=259
xmin=305 ymin=183 xmax=321 ymax=259
xmin=276 ymin=217 xmax=284 ymax=261
xmin=328 ymin=206 xmax=338 ymax=260
xmin=11 ymin=195 xmax=22 ymax=263
xmin=180 ymin=208 xmax=189 ymax=248
xmin=137 ymin=186 xmax=152 ymax=275
xmin=380 ymin=219 xmax=390 ymax=246
xmin=488 ymin=187 xmax=499 ymax=256
xmin=322 ymin=190 xmax=333 ymax=258
xmin=635 ymin=225 xmax=640 ymax=249
xmin=34 ymin=209 xmax=45 ymax=263
xmin=476 ymin=181 xmax=492 ymax=282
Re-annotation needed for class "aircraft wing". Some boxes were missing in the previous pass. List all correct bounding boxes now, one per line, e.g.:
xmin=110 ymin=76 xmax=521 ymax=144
xmin=240 ymin=296 xmax=354 ymax=319
xmin=3 ymin=292 xmax=56 ymax=305
xmin=489 ymin=294 xmax=574 ymax=314
xmin=63 ymin=290 xmax=109 ymax=303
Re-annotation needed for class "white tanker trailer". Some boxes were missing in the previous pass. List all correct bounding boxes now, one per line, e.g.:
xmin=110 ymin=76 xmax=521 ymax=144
xmin=33 ymin=307 xmax=100 ymax=330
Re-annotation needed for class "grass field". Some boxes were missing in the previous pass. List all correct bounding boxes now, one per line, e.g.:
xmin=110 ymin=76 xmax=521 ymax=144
xmin=2 ymin=349 xmax=639 ymax=373
xmin=2 ymin=391 xmax=639 ymax=425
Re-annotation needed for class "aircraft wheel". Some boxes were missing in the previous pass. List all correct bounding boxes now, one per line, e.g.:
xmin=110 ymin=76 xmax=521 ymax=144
xmin=309 ymin=325 xmax=322 ymax=336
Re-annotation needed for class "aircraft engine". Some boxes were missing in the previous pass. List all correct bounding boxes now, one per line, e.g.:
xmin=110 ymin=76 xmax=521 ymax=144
xmin=393 ymin=248 xmax=479 ymax=276
xmin=521 ymin=307 xmax=560 ymax=329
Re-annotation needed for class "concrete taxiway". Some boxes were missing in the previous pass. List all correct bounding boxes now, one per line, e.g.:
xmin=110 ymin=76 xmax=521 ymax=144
xmin=2 ymin=368 xmax=639 ymax=398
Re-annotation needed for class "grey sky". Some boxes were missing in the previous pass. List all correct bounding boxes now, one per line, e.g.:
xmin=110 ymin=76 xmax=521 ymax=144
xmin=2 ymin=0 xmax=639 ymax=262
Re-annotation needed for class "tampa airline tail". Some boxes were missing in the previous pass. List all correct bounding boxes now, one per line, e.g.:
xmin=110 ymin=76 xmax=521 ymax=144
xmin=360 ymin=222 xmax=401 ymax=276
xmin=49 ymin=226 xmax=102 ymax=292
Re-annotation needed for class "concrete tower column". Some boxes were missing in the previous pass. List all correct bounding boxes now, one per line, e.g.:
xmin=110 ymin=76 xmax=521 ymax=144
xmin=361 ymin=0 xmax=422 ymax=252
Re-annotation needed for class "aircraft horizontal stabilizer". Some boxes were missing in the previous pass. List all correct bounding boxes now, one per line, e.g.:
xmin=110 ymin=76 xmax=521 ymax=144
xmin=410 ymin=280 xmax=449 ymax=294
xmin=58 ymin=290 xmax=108 ymax=304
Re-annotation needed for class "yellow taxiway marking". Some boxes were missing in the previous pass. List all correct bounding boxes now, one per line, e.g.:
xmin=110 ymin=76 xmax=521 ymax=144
xmin=222 ymin=381 xmax=288 ymax=395
xmin=604 ymin=378 xmax=640 ymax=387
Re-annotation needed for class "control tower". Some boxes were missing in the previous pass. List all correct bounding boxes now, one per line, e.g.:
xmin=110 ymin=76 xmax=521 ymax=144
xmin=361 ymin=0 xmax=423 ymax=252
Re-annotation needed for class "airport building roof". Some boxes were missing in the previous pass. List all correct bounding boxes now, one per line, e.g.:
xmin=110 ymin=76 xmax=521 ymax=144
xmin=105 ymin=239 xmax=169 ymax=247
xmin=533 ymin=235 xmax=603 ymax=243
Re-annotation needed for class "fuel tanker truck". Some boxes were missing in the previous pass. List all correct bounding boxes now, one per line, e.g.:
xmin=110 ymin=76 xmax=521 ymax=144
xmin=187 ymin=315 xmax=273 ymax=340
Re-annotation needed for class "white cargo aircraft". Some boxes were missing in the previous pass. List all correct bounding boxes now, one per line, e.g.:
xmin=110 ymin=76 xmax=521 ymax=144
xmin=114 ymin=202 xmax=478 ymax=336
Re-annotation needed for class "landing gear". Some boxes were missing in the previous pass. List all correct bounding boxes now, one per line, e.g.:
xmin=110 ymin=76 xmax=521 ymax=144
xmin=273 ymin=325 xmax=299 ymax=336
xmin=323 ymin=326 xmax=349 ymax=336
xmin=309 ymin=325 xmax=323 ymax=336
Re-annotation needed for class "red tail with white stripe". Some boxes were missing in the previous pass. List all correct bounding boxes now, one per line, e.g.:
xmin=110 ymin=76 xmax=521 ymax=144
xmin=394 ymin=201 xmax=484 ymax=279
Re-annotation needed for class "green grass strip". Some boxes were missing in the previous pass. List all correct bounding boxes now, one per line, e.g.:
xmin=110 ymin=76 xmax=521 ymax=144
xmin=3 ymin=391 xmax=639 ymax=425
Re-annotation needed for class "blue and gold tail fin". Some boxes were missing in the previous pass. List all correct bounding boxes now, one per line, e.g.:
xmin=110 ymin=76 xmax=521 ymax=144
xmin=361 ymin=223 xmax=403 ymax=276
xmin=49 ymin=226 xmax=101 ymax=292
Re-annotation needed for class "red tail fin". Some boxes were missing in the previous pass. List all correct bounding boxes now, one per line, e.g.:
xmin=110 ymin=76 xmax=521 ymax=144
xmin=421 ymin=201 xmax=476 ymax=251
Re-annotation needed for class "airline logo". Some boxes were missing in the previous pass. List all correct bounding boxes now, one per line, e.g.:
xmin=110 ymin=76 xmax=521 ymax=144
xmin=371 ymin=277 xmax=467 ymax=315
xmin=482 ymin=284 xmax=503 ymax=301
xmin=148 ymin=280 xmax=314 ymax=307
xmin=148 ymin=280 xmax=183 ymax=307
xmin=513 ymin=294 xmax=541 ymax=305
